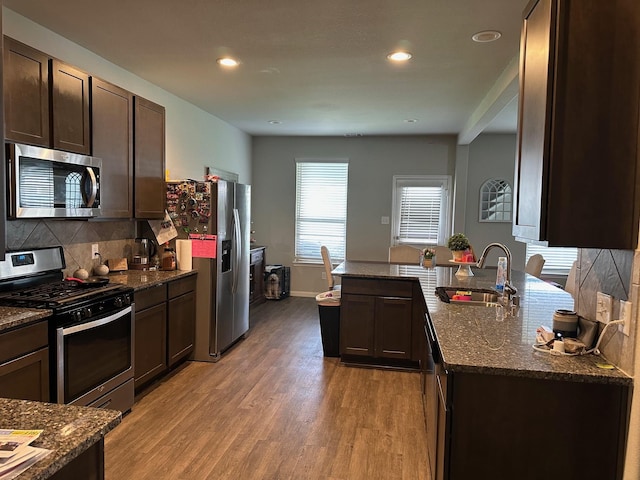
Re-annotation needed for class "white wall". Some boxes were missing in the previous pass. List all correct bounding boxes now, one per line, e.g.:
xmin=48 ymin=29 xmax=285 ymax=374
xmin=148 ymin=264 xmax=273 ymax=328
xmin=252 ymin=135 xmax=457 ymax=295
xmin=3 ymin=8 xmax=252 ymax=184
xmin=465 ymin=134 xmax=525 ymax=270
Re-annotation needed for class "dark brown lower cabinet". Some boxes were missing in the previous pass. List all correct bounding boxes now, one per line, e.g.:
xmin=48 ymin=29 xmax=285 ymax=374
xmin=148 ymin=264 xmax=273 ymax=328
xmin=167 ymin=276 xmax=196 ymax=367
xmin=431 ymin=370 xmax=629 ymax=480
xmin=340 ymin=277 xmax=414 ymax=362
xmin=134 ymin=275 xmax=196 ymax=391
xmin=49 ymin=439 xmax=104 ymax=480
xmin=0 ymin=320 xmax=49 ymax=402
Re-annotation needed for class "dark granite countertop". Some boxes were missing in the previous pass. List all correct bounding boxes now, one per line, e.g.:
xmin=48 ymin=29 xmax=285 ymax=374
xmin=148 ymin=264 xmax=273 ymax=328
xmin=106 ymin=269 xmax=197 ymax=291
xmin=0 ymin=398 xmax=120 ymax=480
xmin=334 ymin=261 xmax=631 ymax=385
xmin=0 ymin=308 xmax=51 ymax=333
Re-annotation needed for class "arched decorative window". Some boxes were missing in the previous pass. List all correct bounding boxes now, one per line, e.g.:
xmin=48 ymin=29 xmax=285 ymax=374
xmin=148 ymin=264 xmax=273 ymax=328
xmin=479 ymin=178 xmax=512 ymax=222
xmin=65 ymin=172 xmax=83 ymax=208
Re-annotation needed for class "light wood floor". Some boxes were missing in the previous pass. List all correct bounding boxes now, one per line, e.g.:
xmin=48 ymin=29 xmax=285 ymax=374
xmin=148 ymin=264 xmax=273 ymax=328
xmin=105 ymin=296 xmax=430 ymax=480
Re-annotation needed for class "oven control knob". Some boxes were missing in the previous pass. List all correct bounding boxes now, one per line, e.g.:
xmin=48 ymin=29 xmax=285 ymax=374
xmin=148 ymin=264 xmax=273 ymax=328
xmin=82 ymin=307 xmax=92 ymax=319
xmin=114 ymin=296 xmax=124 ymax=308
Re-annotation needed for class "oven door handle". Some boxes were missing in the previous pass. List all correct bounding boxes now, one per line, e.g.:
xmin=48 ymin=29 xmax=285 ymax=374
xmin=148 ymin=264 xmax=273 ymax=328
xmin=60 ymin=305 xmax=132 ymax=336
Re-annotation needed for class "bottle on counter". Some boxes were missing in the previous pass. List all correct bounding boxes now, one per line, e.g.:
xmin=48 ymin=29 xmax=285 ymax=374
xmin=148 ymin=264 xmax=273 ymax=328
xmin=496 ymin=256 xmax=507 ymax=292
xmin=161 ymin=244 xmax=176 ymax=271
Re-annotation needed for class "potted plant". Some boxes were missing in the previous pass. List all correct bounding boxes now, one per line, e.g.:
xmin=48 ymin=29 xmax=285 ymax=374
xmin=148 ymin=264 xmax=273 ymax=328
xmin=447 ymin=233 xmax=471 ymax=261
xmin=421 ymin=248 xmax=436 ymax=268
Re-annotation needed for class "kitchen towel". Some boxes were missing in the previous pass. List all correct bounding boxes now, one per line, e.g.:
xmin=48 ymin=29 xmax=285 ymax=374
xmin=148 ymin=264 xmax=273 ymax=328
xmin=176 ymin=239 xmax=193 ymax=271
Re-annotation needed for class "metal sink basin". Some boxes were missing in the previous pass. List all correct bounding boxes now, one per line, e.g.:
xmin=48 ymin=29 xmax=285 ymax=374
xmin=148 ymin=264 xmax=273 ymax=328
xmin=435 ymin=287 xmax=502 ymax=307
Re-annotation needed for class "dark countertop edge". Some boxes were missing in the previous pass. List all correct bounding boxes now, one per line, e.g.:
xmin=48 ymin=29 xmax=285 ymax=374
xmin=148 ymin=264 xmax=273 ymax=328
xmin=443 ymin=360 xmax=633 ymax=386
xmin=107 ymin=269 xmax=197 ymax=292
xmin=0 ymin=308 xmax=52 ymax=333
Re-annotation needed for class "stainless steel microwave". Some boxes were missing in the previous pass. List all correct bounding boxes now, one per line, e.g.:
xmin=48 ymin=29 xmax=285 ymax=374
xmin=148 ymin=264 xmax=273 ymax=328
xmin=6 ymin=143 xmax=101 ymax=218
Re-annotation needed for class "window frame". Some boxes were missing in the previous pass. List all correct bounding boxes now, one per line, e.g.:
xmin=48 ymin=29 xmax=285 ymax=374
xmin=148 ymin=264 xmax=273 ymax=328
xmin=294 ymin=159 xmax=349 ymax=264
xmin=525 ymin=244 xmax=578 ymax=276
xmin=391 ymin=175 xmax=452 ymax=247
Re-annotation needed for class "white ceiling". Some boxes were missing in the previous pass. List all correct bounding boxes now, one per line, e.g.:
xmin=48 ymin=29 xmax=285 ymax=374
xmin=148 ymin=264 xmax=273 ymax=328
xmin=3 ymin=0 xmax=527 ymax=139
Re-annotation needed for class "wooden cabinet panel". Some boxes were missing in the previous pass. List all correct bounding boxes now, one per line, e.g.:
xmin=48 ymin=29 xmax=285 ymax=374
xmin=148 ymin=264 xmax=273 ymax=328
xmin=249 ymin=247 xmax=266 ymax=306
xmin=134 ymin=96 xmax=165 ymax=219
xmin=0 ymin=29 xmax=4 ymax=259
xmin=514 ymin=0 xmax=640 ymax=248
xmin=340 ymin=294 xmax=375 ymax=357
xmin=51 ymin=60 xmax=90 ymax=154
xmin=0 ymin=347 xmax=49 ymax=402
xmin=3 ymin=36 xmax=50 ymax=147
xmin=374 ymin=297 xmax=412 ymax=359
xmin=0 ymin=321 xmax=49 ymax=402
xmin=134 ymin=302 xmax=167 ymax=389
xmin=91 ymin=77 xmax=133 ymax=218
xmin=168 ymin=291 xmax=195 ymax=366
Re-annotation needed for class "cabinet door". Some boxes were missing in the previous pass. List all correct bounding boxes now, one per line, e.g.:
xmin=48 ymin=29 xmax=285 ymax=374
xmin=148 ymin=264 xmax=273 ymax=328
xmin=435 ymin=374 xmax=448 ymax=480
xmin=514 ymin=0 xmax=640 ymax=248
xmin=512 ymin=0 xmax=553 ymax=242
xmin=134 ymin=96 xmax=165 ymax=219
xmin=3 ymin=36 xmax=50 ymax=147
xmin=340 ymin=294 xmax=375 ymax=357
xmin=0 ymin=347 xmax=49 ymax=402
xmin=51 ymin=60 xmax=90 ymax=154
xmin=92 ymin=78 xmax=133 ymax=218
xmin=374 ymin=296 xmax=412 ymax=359
xmin=167 ymin=291 xmax=196 ymax=367
xmin=0 ymin=31 xmax=5 ymax=259
xmin=134 ymin=302 xmax=167 ymax=389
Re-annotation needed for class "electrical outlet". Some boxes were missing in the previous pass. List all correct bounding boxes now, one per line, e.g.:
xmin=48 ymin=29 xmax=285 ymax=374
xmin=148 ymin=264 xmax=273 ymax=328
xmin=381 ymin=216 xmax=390 ymax=225
xmin=619 ymin=300 xmax=632 ymax=336
xmin=596 ymin=292 xmax=612 ymax=324
xmin=91 ymin=243 xmax=99 ymax=258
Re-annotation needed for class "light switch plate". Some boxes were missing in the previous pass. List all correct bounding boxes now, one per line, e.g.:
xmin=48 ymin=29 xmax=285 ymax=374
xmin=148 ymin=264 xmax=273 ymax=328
xmin=596 ymin=292 xmax=612 ymax=324
xmin=381 ymin=216 xmax=390 ymax=225
xmin=619 ymin=300 xmax=632 ymax=336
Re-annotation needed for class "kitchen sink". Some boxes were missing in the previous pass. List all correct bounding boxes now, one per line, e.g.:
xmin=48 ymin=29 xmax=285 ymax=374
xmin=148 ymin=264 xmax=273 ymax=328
xmin=435 ymin=287 xmax=502 ymax=307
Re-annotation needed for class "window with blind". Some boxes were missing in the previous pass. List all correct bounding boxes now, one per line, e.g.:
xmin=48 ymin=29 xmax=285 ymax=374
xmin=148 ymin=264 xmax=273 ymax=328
xmin=525 ymin=245 xmax=577 ymax=276
xmin=295 ymin=161 xmax=348 ymax=262
xmin=391 ymin=176 xmax=451 ymax=246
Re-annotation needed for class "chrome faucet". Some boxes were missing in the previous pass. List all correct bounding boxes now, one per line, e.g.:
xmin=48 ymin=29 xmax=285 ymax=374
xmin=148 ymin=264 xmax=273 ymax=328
xmin=476 ymin=243 xmax=518 ymax=304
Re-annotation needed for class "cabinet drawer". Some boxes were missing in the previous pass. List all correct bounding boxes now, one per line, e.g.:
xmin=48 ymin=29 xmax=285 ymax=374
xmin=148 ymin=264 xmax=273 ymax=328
xmin=341 ymin=277 xmax=413 ymax=297
xmin=168 ymin=275 xmax=196 ymax=299
xmin=0 ymin=321 xmax=48 ymax=364
xmin=135 ymin=284 xmax=167 ymax=311
xmin=250 ymin=248 xmax=264 ymax=264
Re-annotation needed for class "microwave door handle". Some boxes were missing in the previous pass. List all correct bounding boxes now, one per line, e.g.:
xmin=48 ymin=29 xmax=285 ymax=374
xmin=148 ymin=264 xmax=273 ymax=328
xmin=82 ymin=167 xmax=98 ymax=207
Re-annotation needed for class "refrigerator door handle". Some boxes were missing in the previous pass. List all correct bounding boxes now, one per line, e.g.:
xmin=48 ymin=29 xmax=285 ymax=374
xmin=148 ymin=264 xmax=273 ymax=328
xmin=232 ymin=208 xmax=241 ymax=294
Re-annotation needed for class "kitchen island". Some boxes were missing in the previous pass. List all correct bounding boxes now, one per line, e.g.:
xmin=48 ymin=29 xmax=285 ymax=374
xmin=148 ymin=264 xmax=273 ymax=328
xmin=333 ymin=261 xmax=631 ymax=480
xmin=0 ymin=398 xmax=120 ymax=480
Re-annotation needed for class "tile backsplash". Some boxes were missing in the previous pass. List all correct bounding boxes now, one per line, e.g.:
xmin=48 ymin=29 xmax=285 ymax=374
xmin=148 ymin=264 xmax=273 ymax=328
xmin=6 ymin=219 xmax=137 ymax=277
xmin=574 ymin=248 xmax=636 ymax=375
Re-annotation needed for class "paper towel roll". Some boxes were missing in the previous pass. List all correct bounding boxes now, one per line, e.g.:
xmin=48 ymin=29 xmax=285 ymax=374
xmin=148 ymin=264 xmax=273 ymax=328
xmin=176 ymin=239 xmax=193 ymax=271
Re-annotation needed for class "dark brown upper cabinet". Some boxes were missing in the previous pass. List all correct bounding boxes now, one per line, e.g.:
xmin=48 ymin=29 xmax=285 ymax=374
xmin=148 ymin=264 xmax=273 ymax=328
xmin=3 ymin=36 xmax=91 ymax=155
xmin=3 ymin=36 xmax=50 ymax=147
xmin=51 ymin=59 xmax=90 ymax=154
xmin=513 ymin=0 xmax=640 ymax=249
xmin=92 ymin=77 xmax=134 ymax=218
xmin=134 ymin=96 xmax=166 ymax=219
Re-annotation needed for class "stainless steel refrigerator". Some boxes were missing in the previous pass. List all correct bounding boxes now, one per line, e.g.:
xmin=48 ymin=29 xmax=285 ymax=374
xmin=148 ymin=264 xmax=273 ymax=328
xmin=166 ymin=179 xmax=251 ymax=362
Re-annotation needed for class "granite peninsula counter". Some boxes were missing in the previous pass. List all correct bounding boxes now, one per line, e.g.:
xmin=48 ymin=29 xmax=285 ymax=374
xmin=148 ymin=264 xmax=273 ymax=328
xmin=332 ymin=261 xmax=631 ymax=385
xmin=0 ymin=398 xmax=120 ymax=480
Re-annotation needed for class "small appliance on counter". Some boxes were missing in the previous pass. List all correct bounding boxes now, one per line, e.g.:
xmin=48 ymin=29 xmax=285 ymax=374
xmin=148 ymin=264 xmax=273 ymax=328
xmin=130 ymin=237 xmax=156 ymax=270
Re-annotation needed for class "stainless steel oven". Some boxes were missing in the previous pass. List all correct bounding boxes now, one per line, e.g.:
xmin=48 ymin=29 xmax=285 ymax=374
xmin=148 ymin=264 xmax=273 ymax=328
xmin=56 ymin=303 xmax=134 ymax=410
xmin=0 ymin=247 xmax=135 ymax=413
xmin=6 ymin=143 xmax=101 ymax=218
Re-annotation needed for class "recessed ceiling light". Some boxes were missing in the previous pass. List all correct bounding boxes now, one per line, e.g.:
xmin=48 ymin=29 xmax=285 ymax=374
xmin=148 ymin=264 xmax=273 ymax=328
xmin=387 ymin=51 xmax=412 ymax=62
xmin=217 ymin=57 xmax=239 ymax=67
xmin=472 ymin=31 xmax=502 ymax=43
xmin=404 ymin=119 xmax=418 ymax=123
xmin=268 ymin=120 xmax=282 ymax=125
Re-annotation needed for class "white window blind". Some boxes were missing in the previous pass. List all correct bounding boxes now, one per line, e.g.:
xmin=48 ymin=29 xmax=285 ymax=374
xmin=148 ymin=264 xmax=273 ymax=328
xmin=525 ymin=245 xmax=577 ymax=276
xmin=295 ymin=161 xmax=348 ymax=262
xmin=392 ymin=176 xmax=450 ymax=246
